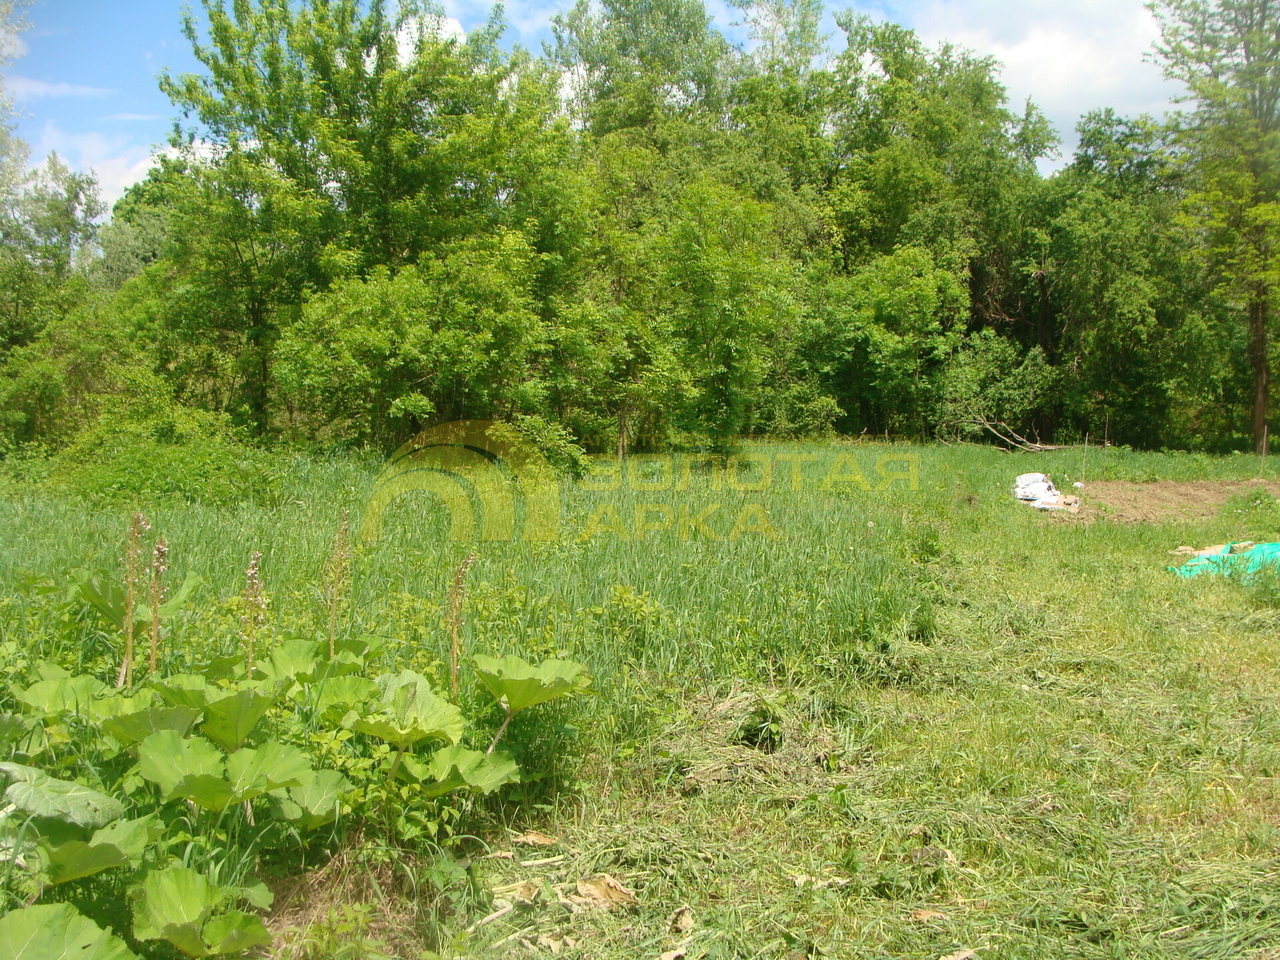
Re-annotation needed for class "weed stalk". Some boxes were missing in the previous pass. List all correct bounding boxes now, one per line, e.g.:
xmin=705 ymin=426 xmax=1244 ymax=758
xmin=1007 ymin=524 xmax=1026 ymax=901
xmin=241 ymin=551 xmax=266 ymax=677
xmin=148 ymin=538 xmax=168 ymax=675
xmin=118 ymin=512 xmax=150 ymax=689
xmin=487 ymin=704 xmax=513 ymax=755
xmin=447 ymin=552 xmax=476 ymax=701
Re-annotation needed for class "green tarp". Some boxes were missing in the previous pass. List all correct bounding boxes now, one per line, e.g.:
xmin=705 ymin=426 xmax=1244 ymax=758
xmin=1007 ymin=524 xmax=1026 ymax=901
xmin=1174 ymin=543 xmax=1280 ymax=578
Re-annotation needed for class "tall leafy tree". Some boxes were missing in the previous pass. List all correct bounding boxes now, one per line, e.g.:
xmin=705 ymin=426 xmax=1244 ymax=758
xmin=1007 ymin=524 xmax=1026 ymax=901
xmin=1153 ymin=0 xmax=1280 ymax=452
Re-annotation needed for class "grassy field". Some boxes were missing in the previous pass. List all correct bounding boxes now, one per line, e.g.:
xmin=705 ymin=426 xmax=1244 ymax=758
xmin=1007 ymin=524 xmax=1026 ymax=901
xmin=4 ymin=441 xmax=1280 ymax=958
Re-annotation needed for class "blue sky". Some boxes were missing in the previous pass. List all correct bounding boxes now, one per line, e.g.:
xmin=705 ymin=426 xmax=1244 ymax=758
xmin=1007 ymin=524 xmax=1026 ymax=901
xmin=3 ymin=0 xmax=1183 ymax=208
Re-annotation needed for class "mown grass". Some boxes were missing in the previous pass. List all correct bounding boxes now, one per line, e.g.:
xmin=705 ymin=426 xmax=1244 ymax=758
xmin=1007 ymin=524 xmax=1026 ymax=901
xmin=4 ymin=441 xmax=1280 ymax=958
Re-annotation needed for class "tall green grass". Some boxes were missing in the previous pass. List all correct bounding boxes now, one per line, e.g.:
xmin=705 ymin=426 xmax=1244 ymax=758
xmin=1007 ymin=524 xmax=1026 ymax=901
xmin=5 ymin=441 xmax=1280 ymax=957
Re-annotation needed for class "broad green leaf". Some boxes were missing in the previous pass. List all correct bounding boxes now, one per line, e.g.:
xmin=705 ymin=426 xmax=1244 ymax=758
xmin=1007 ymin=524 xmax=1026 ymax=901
xmin=200 ymin=689 xmax=275 ymax=752
xmin=43 ymin=839 xmax=129 ymax=884
xmin=14 ymin=676 xmax=106 ymax=717
xmin=319 ymin=634 xmax=383 ymax=663
xmin=81 ymin=574 xmax=201 ymax=631
xmin=420 ymin=745 xmax=520 ymax=798
xmin=198 ymin=656 xmax=242 ymax=682
xmin=200 ymin=911 xmax=272 ymax=955
xmin=352 ymin=671 xmax=463 ymax=749
xmin=91 ymin=815 xmax=163 ymax=862
xmin=0 ymin=903 xmax=137 ymax=959
xmin=260 ymin=639 xmax=318 ymax=684
xmin=224 ymin=741 xmax=313 ymax=802
xmin=0 ymin=714 xmax=34 ymax=747
xmin=169 ymin=774 xmax=236 ymax=812
xmin=131 ymin=865 xmax=220 ymax=947
xmin=88 ymin=691 xmax=156 ymax=723
xmin=472 ymin=655 xmax=590 ymax=715
xmin=238 ymin=879 xmax=274 ymax=911
xmin=103 ymin=706 xmax=202 ymax=746
xmin=152 ymin=675 xmax=219 ymax=711
xmin=283 ymin=769 xmax=351 ymax=830
xmin=154 ymin=924 xmax=210 ymax=959
xmin=311 ymin=675 xmax=377 ymax=719
xmin=139 ymin=573 xmax=202 ymax=621
xmin=130 ymin=866 xmax=267 ymax=958
xmin=0 ymin=763 xmax=124 ymax=828
xmin=77 ymin=577 xmax=134 ymax=632
xmin=35 ymin=663 xmax=69 ymax=681
xmin=137 ymin=731 xmax=224 ymax=800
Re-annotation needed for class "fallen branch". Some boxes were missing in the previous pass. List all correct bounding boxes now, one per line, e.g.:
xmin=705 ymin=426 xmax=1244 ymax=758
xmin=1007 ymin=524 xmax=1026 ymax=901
xmin=964 ymin=417 xmax=1071 ymax=452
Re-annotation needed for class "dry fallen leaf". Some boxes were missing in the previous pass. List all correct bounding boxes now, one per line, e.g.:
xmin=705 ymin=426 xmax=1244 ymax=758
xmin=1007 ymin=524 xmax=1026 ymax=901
xmin=658 ymin=950 xmax=686 ymax=960
xmin=563 ymin=873 xmax=636 ymax=912
xmin=507 ymin=880 xmax=542 ymax=904
xmin=513 ymin=830 xmax=559 ymax=847
xmin=537 ymin=933 xmax=576 ymax=955
xmin=911 ymin=909 xmax=948 ymax=922
xmin=939 ymin=950 xmax=977 ymax=960
xmin=669 ymin=905 xmax=695 ymax=934
xmin=790 ymin=874 xmax=853 ymax=889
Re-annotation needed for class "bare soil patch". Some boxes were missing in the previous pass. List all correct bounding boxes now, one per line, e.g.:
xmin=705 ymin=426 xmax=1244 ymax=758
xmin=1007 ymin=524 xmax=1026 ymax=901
xmin=1077 ymin=479 xmax=1280 ymax=523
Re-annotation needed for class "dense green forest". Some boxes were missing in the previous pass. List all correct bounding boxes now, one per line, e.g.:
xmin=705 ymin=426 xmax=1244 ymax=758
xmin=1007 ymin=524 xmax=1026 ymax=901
xmin=0 ymin=0 xmax=1277 ymax=464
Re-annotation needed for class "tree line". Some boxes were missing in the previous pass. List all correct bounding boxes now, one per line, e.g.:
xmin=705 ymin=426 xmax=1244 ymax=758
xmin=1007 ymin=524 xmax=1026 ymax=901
xmin=0 ymin=0 xmax=1277 ymax=458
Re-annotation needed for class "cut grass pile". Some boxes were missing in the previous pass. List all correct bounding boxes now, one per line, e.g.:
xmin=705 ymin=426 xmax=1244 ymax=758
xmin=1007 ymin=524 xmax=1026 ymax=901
xmin=3 ymin=441 xmax=1280 ymax=958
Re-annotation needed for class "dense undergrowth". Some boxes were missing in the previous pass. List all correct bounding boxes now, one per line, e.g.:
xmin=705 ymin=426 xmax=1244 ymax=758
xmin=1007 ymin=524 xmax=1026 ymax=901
xmin=3 ymin=440 xmax=1280 ymax=957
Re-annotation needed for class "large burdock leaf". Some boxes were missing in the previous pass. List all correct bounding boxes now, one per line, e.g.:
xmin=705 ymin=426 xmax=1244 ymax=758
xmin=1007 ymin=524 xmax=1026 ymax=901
xmin=0 ymin=714 xmax=34 ymax=747
xmin=43 ymin=812 xmax=163 ymax=883
xmin=43 ymin=839 xmax=129 ymax=884
xmin=199 ymin=911 xmax=271 ymax=955
xmin=131 ymin=866 xmax=270 ymax=958
xmin=224 ymin=742 xmax=313 ymax=802
xmin=311 ymin=675 xmax=377 ymax=721
xmin=91 ymin=815 xmax=163 ymax=862
xmin=259 ymin=639 xmax=318 ymax=685
xmin=200 ymin=690 xmax=275 ymax=752
xmin=473 ymin=655 xmax=590 ymax=715
xmin=137 ymin=731 xmax=224 ymax=800
xmin=13 ymin=676 xmax=107 ymax=718
xmin=103 ymin=706 xmax=202 ymax=746
xmin=417 ymin=745 xmax=520 ymax=798
xmin=0 ymin=903 xmax=137 ymax=959
xmin=352 ymin=671 xmax=463 ymax=749
xmin=280 ymin=769 xmax=351 ymax=830
xmin=168 ymin=776 xmax=236 ymax=813
xmin=131 ymin=865 xmax=219 ymax=957
xmin=0 ymin=763 xmax=123 ymax=828
xmin=152 ymin=675 xmax=220 ymax=711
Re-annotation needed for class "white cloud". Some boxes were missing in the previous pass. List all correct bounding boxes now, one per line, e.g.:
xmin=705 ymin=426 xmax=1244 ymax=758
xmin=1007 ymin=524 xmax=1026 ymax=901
xmin=395 ymin=13 xmax=466 ymax=66
xmin=0 ymin=26 xmax=25 ymax=62
xmin=28 ymin=121 xmax=159 ymax=207
xmin=5 ymin=75 xmax=113 ymax=99
xmin=899 ymin=0 xmax=1183 ymax=162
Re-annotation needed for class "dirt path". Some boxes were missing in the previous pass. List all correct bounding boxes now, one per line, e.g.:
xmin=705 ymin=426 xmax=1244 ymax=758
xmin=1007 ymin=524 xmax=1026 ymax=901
xmin=1076 ymin=479 xmax=1280 ymax=523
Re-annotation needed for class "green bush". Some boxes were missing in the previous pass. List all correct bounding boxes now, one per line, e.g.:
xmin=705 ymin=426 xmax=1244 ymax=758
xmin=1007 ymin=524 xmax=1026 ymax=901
xmin=46 ymin=405 xmax=283 ymax=507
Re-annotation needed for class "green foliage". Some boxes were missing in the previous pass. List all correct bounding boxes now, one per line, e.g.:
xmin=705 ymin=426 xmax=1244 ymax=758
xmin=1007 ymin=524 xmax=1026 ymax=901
xmin=352 ymin=671 xmax=465 ymax=750
xmin=0 ymin=763 xmax=123 ymax=829
xmin=0 ymin=903 xmax=136 ymax=960
xmin=473 ymin=655 xmax=591 ymax=715
xmin=937 ymin=330 xmax=1055 ymax=439
xmin=0 ymin=500 xmax=590 ymax=952
xmin=0 ymin=0 xmax=1271 ymax=455
xmin=275 ymin=231 xmax=547 ymax=446
xmin=130 ymin=865 xmax=272 ymax=958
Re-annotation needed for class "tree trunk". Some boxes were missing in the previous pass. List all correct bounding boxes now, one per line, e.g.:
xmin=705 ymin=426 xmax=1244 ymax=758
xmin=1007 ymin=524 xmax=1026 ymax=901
xmin=1249 ymin=292 xmax=1269 ymax=455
